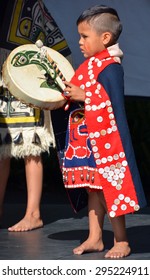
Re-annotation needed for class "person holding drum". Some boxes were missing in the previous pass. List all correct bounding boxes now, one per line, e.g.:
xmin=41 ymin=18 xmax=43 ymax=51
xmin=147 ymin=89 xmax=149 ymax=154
xmin=0 ymin=0 xmax=76 ymax=232
xmin=62 ymin=5 xmax=146 ymax=258
xmin=0 ymin=61 xmax=56 ymax=232
xmin=0 ymin=40 xmax=74 ymax=231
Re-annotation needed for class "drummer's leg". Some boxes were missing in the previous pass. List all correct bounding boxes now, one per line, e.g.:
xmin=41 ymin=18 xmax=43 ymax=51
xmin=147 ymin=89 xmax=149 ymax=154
xmin=0 ymin=158 xmax=10 ymax=223
xmin=8 ymin=155 xmax=43 ymax=231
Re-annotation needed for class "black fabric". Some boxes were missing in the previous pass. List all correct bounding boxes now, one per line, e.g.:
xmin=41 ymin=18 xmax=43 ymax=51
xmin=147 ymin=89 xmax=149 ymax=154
xmin=66 ymin=188 xmax=88 ymax=213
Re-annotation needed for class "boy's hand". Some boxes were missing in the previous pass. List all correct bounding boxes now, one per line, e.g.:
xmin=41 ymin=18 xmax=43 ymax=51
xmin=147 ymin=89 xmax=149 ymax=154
xmin=63 ymin=81 xmax=85 ymax=102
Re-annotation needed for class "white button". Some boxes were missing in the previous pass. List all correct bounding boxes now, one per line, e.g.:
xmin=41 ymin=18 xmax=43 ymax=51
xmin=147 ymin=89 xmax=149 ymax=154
xmin=97 ymin=116 xmax=103 ymax=122
xmin=97 ymin=61 xmax=102 ymax=67
xmin=91 ymin=79 xmax=96 ymax=85
xmin=94 ymin=153 xmax=100 ymax=159
xmin=134 ymin=204 xmax=140 ymax=211
xmin=111 ymin=204 xmax=118 ymax=211
xmin=107 ymin=156 xmax=113 ymax=162
xmin=85 ymin=98 xmax=91 ymax=104
xmin=109 ymin=211 xmax=116 ymax=217
xmin=90 ymin=56 xmax=95 ymax=61
xmin=90 ymin=74 xmax=94 ymax=80
xmin=103 ymin=173 xmax=108 ymax=178
xmin=121 ymin=204 xmax=127 ymax=211
xmin=114 ymin=198 xmax=120 ymax=205
xmin=109 ymin=171 xmax=114 ymax=177
xmin=124 ymin=197 xmax=130 ymax=203
xmin=119 ymin=152 xmax=125 ymax=158
xmin=91 ymin=140 xmax=96 ymax=145
xmin=105 ymin=143 xmax=111 ymax=149
xmin=104 ymin=166 xmax=110 ymax=172
xmin=92 ymin=146 xmax=98 ymax=152
xmin=122 ymin=160 xmax=128 ymax=166
xmin=130 ymin=200 xmax=135 ymax=207
xmin=107 ymin=128 xmax=112 ymax=134
xmin=88 ymin=65 xmax=93 ymax=69
xmin=107 ymin=107 xmax=113 ymax=113
xmin=107 ymin=176 xmax=112 ymax=182
xmin=114 ymin=169 xmax=120 ymax=174
xmin=118 ymin=194 xmax=124 ymax=200
xmin=86 ymin=91 xmax=92 ymax=97
xmin=101 ymin=157 xmax=107 ymax=163
xmin=120 ymin=167 xmax=126 ymax=172
xmin=89 ymin=133 xmax=94 ymax=138
xmin=113 ymin=154 xmax=119 ymax=160
xmin=112 ymin=126 xmax=117 ymax=131
xmin=116 ymin=184 xmax=122 ymax=190
xmin=86 ymin=82 xmax=91 ymax=87
xmin=119 ymin=173 xmax=125 ymax=179
xmin=85 ymin=105 xmax=91 ymax=111
xmin=113 ymin=174 xmax=119 ymax=180
xmin=78 ymin=74 xmax=83 ymax=80
xmin=100 ymin=102 xmax=106 ymax=108
xmin=80 ymin=84 xmax=85 ymax=89
xmin=106 ymin=100 xmax=111 ymax=106
xmin=112 ymin=181 xmax=117 ymax=186
xmin=92 ymin=105 xmax=97 ymax=111
xmin=95 ymin=89 xmax=100 ymax=94
xmin=99 ymin=168 xmax=104 ymax=174
xmin=88 ymin=70 xmax=93 ymax=75
xmin=109 ymin=113 xmax=114 ymax=119
xmin=94 ymin=132 xmax=100 ymax=138
xmin=97 ymin=84 xmax=101 ymax=90
xmin=96 ymin=159 xmax=101 ymax=165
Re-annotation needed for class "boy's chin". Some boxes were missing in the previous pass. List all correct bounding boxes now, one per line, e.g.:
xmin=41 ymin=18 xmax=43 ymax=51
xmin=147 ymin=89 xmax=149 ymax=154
xmin=83 ymin=53 xmax=89 ymax=58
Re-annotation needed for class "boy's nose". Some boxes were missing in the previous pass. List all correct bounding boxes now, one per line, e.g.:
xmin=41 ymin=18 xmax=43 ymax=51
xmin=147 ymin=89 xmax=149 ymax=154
xmin=79 ymin=37 xmax=83 ymax=45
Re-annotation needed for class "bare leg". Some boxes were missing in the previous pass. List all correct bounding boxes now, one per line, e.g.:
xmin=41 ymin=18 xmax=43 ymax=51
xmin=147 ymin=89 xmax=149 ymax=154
xmin=8 ymin=155 xmax=43 ymax=232
xmin=105 ymin=215 xmax=131 ymax=258
xmin=0 ymin=158 xmax=10 ymax=222
xmin=73 ymin=191 xmax=105 ymax=255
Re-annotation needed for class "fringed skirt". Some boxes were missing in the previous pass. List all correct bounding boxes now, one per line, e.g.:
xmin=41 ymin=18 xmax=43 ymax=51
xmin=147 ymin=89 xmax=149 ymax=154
xmin=0 ymin=89 xmax=55 ymax=159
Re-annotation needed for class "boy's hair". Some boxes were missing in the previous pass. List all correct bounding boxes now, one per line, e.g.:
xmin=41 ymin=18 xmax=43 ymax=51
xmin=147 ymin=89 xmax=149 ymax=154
xmin=76 ymin=5 xmax=122 ymax=44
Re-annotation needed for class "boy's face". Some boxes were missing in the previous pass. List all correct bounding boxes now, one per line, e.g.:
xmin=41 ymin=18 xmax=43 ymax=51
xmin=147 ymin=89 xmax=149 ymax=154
xmin=77 ymin=21 xmax=106 ymax=58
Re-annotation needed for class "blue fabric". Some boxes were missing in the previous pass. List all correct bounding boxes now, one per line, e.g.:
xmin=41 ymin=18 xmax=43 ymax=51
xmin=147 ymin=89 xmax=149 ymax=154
xmin=98 ymin=64 xmax=147 ymax=207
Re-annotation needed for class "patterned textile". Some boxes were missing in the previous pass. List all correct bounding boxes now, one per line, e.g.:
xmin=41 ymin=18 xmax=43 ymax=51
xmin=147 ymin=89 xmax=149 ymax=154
xmin=63 ymin=44 xmax=146 ymax=217
xmin=0 ymin=87 xmax=55 ymax=159
xmin=0 ymin=0 xmax=71 ymax=57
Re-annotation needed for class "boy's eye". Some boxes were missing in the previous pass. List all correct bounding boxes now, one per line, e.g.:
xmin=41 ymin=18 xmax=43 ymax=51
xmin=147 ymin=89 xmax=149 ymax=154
xmin=82 ymin=35 xmax=88 ymax=39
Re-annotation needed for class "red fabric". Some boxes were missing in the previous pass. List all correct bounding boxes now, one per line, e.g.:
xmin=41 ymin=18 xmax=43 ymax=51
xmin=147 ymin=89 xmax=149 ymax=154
xmin=63 ymin=49 xmax=139 ymax=217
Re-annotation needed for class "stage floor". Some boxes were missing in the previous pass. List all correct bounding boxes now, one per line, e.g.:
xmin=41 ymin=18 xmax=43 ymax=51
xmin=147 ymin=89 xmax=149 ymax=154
xmin=0 ymin=189 xmax=150 ymax=260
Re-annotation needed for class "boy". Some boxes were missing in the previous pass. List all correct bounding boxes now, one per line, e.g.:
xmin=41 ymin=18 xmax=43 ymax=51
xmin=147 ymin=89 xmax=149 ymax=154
xmin=62 ymin=5 xmax=146 ymax=258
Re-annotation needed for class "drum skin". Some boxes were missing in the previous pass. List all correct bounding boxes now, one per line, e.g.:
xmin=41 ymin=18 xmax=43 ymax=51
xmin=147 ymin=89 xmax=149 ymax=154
xmin=2 ymin=44 xmax=74 ymax=110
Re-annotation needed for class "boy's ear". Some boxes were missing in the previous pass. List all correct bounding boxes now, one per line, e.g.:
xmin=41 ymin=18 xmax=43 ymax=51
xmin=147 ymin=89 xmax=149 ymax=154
xmin=102 ymin=32 xmax=112 ymax=45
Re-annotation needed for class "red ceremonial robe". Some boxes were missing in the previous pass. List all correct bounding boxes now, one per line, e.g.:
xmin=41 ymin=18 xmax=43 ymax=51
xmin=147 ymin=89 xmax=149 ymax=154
xmin=62 ymin=44 xmax=146 ymax=217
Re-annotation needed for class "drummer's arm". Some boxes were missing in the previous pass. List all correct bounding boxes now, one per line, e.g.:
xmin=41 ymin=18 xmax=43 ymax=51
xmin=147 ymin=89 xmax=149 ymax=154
xmin=62 ymin=81 xmax=85 ymax=102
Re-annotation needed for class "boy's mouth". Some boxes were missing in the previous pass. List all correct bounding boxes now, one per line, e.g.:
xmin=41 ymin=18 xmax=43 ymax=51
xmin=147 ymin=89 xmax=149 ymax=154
xmin=80 ymin=48 xmax=86 ymax=54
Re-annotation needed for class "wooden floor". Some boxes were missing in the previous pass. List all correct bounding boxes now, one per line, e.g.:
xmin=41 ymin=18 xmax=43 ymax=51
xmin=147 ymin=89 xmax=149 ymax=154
xmin=0 ymin=188 xmax=150 ymax=260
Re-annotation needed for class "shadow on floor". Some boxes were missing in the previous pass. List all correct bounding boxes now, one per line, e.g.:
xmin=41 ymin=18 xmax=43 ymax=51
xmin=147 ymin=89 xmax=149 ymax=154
xmin=48 ymin=224 xmax=150 ymax=255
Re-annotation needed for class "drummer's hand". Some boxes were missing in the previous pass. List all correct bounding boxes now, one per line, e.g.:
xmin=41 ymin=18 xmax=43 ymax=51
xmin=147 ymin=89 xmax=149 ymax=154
xmin=63 ymin=81 xmax=85 ymax=102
